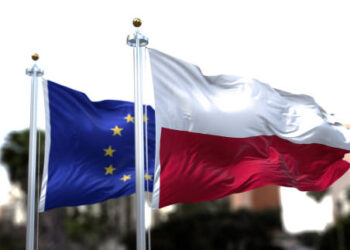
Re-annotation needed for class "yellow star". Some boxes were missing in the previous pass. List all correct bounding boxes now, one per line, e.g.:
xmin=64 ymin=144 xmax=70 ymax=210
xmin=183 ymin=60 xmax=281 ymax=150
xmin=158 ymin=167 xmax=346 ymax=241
xmin=104 ymin=145 xmax=116 ymax=157
xmin=143 ymin=114 xmax=149 ymax=123
xmin=120 ymin=175 xmax=131 ymax=182
xmin=145 ymin=174 xmax=153 ymax=181
xmin=124 ymin=114 xmax=134 ymax=123
xmin=111 ymin=125 xmax=123 ymax=136
xmin=105 ymin=165 xmax=116 ymax=175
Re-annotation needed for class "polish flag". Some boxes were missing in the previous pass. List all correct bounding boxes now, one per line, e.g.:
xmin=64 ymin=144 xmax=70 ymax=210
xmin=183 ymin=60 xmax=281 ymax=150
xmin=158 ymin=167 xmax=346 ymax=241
xmin=148 ymin=48 xmax=350 ymax=209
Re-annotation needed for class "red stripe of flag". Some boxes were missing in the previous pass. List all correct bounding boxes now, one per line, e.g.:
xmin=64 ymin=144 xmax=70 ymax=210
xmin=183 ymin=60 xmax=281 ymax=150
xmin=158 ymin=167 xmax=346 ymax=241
xmin=159 ymin=128 xmax=350 ymax=208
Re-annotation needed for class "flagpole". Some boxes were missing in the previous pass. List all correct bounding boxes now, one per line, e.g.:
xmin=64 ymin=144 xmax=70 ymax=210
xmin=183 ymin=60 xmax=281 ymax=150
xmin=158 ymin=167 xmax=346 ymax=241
xmin=127 ymin=18 xmax=148 ymax=250
xmin=25 ymin=54 xmax=44 ymax=250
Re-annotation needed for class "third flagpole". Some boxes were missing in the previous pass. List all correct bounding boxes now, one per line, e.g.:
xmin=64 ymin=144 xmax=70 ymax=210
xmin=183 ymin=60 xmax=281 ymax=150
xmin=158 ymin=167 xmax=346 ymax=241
xmin=127 ymin=18 xmax=148 ymax=250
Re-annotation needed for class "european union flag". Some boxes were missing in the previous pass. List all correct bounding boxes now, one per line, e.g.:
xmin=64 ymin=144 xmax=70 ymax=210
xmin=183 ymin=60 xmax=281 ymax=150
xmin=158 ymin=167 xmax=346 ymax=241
xmin=39 ymin=80 xmax=155 ymax=212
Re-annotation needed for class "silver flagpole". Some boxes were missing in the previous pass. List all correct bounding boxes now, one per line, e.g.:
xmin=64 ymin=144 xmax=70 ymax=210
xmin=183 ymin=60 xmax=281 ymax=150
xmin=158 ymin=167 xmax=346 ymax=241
xmin=25 ymin=53 xmax=44 ymax=250
xmin=127 ymin=18 xmax=148 ymax=250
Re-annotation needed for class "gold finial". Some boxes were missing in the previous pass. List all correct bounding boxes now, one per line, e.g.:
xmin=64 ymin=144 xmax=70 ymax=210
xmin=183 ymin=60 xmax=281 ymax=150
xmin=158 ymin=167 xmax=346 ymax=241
xmin=32 ymin=53 xmax=39 ymax=61
xmin=133 ymin=18 xmax=142 ymax=28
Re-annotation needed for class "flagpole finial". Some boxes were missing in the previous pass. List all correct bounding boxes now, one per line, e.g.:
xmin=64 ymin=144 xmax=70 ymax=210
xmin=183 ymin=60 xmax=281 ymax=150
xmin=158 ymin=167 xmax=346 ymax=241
xmin=31 ymin=53 xmax=39 ymax=61
xmin=133 ymin=18 xmax=142 ymax=28
xmin=26 ymin=54 xmax=44 ymax=77
xmin=127 ymin=18 xmax=148 ymax=47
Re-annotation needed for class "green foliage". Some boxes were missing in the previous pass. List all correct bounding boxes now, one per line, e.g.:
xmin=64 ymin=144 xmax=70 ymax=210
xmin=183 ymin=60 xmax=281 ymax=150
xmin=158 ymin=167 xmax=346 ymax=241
xmin=318 ymin=214 xmax=350 ymax=250
xmin=0 ymin=222 xmax=25 ymax=250
xmin=1 ymin=129 xmax=45 ymax=192
xmin=174 ymin=197 xmax=230 ymax=217
xmin=346 ymin=187 xmax=350 ymax=202
xmin=307 ymin=189 xmax=329 ymax=202
xmin=124 ymin=208 xmax=282 ymax=250
xmin=64 ymin=207 xmax=103 ymax=248
xmin=62 ymin=198 xmax=133 ymax=250
xmin=295 ymin=231 xmax=320 ymax=248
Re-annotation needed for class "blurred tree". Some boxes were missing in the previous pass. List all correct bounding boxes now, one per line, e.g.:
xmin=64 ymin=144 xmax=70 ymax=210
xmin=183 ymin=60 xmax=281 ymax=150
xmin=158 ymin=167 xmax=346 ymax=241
xmin=315 ymin=186 xmax=350 ymax=250
xmin=295 ymin=231 xmax=320 ymax=249
xmin=318 ymin=214 xmax=350 ymax=250
xmin=62 ymin=198 xmax=132 ymax=250
xmin=346 ymin=187 xmax=350 ymax=202
xmin=307 ymin=189 xmax=329 ymax=202
xmin=1 ymin=129 xmax=45 ymax=192
xmin=0 ymin=220 xmax=25 ymax=250
xmin=124 ymin=208 xmax=283 ymax=250
xmin=174 ymin=197 xmax=230 ymax=217
xmin=1 ymin=129 xmax=68 ymax=250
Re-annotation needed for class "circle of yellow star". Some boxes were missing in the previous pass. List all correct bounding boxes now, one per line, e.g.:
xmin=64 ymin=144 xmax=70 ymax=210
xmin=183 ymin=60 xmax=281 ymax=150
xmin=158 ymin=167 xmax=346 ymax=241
xmin=145 ymin=174 xmax=153 ymax=181
xmin=105 ymin=165 xmax=116 ymax=175
xmin=143 ymin=114 xmax=149 ymax=123
xmin=124 ymin=114 xmax=134 ymax=123
xmin=104 ymin=145 xmax=116 ymax=157
xmin=111 ymin=125 xmax=123 ymax=136
xmin=120 ymin=175 xmax=131 ymax=182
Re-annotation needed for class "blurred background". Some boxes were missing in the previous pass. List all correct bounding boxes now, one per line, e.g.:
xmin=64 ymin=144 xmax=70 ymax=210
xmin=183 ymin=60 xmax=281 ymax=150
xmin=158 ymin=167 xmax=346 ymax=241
xmin=1 ymin=0 xmax=350 ymax=249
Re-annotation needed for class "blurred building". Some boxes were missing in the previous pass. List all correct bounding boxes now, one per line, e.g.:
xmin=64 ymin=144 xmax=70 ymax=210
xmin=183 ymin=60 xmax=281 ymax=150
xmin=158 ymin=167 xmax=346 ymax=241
xmin=331 ymin=171 xmax=350 ymax=218
xmin=0 ymin=183 xmax=26 ymax=225
xmin=229 ymin=185 xmax=281 ymax=211
xmin=330 ymin=125 xmax=350 ymax=218
xmin=331 ymin=124 xmax=350 ymax=219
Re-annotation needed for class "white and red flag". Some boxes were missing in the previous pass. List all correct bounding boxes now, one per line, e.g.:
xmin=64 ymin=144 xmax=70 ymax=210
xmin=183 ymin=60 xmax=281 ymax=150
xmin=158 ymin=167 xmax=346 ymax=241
xmin=148 ymin=48 xmax=350 ymax=209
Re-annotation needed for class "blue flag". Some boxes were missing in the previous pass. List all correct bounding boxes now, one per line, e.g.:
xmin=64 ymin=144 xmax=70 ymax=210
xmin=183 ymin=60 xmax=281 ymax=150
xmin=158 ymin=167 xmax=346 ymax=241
xmin=39 ymin=80 xmax=155 ymax=211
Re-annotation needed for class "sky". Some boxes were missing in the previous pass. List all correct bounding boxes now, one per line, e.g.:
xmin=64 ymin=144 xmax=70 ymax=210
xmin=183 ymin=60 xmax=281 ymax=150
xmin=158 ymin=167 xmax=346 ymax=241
xmin=1 ymin=0 xmax=350 ymax=233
